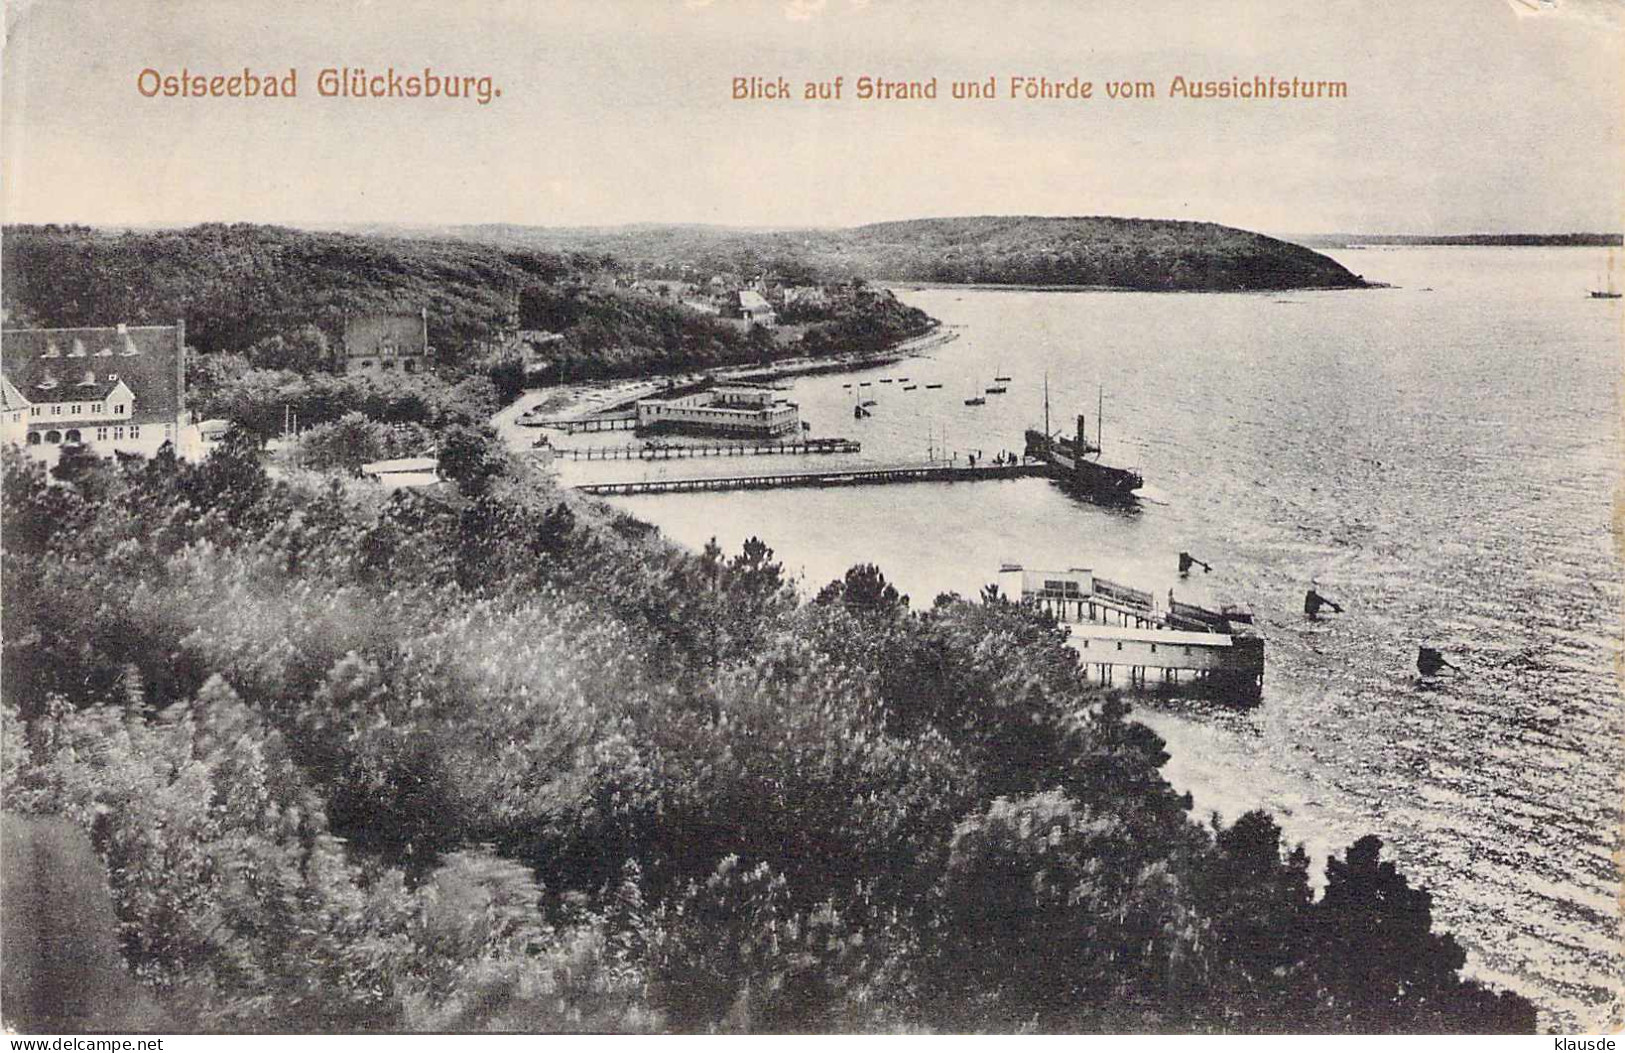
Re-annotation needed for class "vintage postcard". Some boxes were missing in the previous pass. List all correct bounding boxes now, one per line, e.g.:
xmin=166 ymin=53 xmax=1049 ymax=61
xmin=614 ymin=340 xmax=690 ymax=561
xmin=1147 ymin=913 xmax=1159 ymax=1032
xmin=1 ymin=0 xmax=1620 ymax=1040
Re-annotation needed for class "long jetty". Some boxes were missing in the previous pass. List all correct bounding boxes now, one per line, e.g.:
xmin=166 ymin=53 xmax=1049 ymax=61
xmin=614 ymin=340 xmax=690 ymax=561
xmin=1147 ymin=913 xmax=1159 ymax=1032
xmin=559 ymin=438 xmax=860 ymax=461
xmin=528 ymin=415 xmax=638 ymax=434
xmin=575 ymin=460 xmax=1048 ymax=496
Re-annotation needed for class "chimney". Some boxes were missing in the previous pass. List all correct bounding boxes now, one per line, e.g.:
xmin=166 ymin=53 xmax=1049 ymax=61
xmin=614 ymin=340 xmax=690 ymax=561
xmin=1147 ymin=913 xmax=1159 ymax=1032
xmin=116 ymin=323 xmax=128 ymax=335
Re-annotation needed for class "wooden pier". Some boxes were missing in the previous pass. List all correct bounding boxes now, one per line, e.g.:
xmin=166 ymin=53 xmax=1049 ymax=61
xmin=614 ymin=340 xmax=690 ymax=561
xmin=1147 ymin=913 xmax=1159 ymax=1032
xmin=528 ymin=415 xmax=638 ymax=434
xmin=575 ymin=460 xmax=1048 ymax=496
xmin=998 ymin=565 xmax=1265 ymax=705
xmin=559 ymin=438 xmax=860 ymax=462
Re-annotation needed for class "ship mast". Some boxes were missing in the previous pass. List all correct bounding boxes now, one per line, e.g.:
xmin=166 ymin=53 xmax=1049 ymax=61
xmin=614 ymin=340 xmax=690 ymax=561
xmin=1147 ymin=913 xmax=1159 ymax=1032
xmin=1043 ymin=372 xmax=1051 ymax=438
xmin=1097 ymin=385 xmax=1103 ymax=453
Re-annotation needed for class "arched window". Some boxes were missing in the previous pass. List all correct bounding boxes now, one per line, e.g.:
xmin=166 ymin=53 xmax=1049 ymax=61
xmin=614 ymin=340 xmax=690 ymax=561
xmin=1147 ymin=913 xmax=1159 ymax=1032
xmin=26 ymin=432 xmax=40 ymax=445
xmin=44 ymin=430 xmax=61 ymax=444
xmin=65 ymin=429 xmax=82 ymax=443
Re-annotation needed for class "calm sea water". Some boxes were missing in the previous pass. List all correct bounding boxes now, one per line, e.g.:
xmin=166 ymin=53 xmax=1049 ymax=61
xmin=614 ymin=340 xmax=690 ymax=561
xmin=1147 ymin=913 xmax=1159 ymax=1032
xmin=579 ymin=248 xmax=1622 ymax=1030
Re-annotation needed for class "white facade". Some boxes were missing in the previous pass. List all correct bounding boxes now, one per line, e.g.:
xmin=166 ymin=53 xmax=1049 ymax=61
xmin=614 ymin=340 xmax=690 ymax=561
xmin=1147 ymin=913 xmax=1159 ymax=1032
xmin=997 ymin=562 xmax=1264 ymax=699
xmin=635 ymin=385 xmax=800 ymax=439
xmin=3 ymin=323 xmax=188 ymax=467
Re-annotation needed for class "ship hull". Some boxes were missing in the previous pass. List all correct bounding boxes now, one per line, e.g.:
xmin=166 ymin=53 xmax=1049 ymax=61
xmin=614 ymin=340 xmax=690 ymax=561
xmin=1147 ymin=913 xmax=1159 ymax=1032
xmin=1024 ymin=429 xmax=1143 ymax=498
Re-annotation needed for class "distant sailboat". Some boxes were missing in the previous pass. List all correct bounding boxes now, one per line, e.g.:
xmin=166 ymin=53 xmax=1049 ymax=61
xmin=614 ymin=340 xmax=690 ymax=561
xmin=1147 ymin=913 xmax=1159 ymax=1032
xmin=924 ymin=382 xmax=943 ymax=389
xmin=964 ymin=383 xmax=986 ymax=407
xmin=1590 ymin=272 xmax=1621 ymax=299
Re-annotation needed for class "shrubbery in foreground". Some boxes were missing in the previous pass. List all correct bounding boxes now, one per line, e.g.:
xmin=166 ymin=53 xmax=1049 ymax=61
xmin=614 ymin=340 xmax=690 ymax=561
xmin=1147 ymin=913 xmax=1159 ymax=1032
xmin=0 ymin=442 xmax=1535 ymax=1032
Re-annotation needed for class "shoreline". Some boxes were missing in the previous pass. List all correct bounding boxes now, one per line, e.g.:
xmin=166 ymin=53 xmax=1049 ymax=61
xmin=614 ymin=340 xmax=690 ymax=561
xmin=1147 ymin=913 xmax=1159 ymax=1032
xmin=885 ymin=280 xmax=1373 ymax=294
xmin=492 ymin=324 xmax=958 ymax=451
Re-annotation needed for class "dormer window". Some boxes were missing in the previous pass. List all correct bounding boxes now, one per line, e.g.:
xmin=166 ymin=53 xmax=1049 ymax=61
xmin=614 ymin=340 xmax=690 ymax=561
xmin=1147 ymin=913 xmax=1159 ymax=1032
xmin=36 ymin=374 xmax=58 ymax=390
xmin=67 ymin=343 xmax=88 ymax=358
xmin=95 ymin=345 xmax=115 ymax=357
xmin=120 ymin=338 xmax=140 ymax=356
xmin=76 ymin=370 xmax=97 ymax=387
xmin=41 ymin=343 xmax=61 ymax=359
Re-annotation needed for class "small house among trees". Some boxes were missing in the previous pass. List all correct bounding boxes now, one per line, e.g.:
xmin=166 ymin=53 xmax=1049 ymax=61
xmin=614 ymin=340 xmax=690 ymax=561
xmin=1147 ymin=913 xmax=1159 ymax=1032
xmin=340 ymin=310 xmax=430 ymax=375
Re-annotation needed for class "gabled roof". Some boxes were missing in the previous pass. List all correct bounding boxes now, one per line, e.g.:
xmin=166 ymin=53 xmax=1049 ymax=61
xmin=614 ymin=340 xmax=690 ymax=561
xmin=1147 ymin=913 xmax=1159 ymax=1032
xmin=18 ymin=369 xmax=128 ymax=402
xmin=343 ymin=313 xmax=426 ymax=357
xmin=738 ymin=290 xmax=773 ymax=311
xmin=362 ymin=456 xmax=439 ymax=474
xmin=0 ymin=375 xmax=29 ymax=410
xmin=1 ymin=325 xmax=183 ymax=423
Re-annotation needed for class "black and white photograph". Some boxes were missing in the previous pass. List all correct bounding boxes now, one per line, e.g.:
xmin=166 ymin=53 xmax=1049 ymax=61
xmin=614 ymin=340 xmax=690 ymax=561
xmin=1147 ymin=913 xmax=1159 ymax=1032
xmin=0 ymin=0 xmax=1620 ymax=1039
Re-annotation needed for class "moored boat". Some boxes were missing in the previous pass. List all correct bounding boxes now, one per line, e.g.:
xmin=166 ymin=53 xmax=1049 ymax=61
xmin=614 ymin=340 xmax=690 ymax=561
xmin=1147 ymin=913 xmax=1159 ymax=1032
xmin=1025 ymin=377 xmax=1142 ymax=499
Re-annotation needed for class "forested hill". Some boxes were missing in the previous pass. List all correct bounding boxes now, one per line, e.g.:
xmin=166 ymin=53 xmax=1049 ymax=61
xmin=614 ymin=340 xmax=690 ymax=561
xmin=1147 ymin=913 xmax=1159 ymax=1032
xmin=1296 ymin=232 xmax=1624 ymax=248
xmin=828 ymin=216 xmax=1366 ymax=289
xmin=0 ymin=223 xmax=581 ymax=354
xmin=366 ymin=215 xmax=1367 ymax=292
xmin=0 ymin=224 xmax=933 ymax=380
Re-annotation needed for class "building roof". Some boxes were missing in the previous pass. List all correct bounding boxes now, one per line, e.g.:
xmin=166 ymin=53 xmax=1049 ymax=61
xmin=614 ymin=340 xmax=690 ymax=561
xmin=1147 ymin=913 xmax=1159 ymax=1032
xmin=342 ymin=313 xmax=427 ymax=358
xmin=1 ymin=325 xmax=183 ymax=424
xmin=361 ymin=456 xmax=439 ymax=475
xmin=738 ymin=290 xmax=773 ymax=311
xmin=1 ymin=376 xmax=29 ymax=411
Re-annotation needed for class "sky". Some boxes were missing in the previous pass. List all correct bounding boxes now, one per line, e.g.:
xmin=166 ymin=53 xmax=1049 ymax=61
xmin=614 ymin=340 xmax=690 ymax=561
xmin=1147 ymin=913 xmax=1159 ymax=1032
xmin=1 ymin=0 xmax=1621 ymax=234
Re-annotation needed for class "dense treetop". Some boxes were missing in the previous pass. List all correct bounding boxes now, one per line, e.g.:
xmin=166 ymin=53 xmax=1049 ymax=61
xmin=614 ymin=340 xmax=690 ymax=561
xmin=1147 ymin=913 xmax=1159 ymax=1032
xmin=0 ymin=224 xmax=931 ymax=383
xmin=0 ymin=434 xmax=1533 ymax=1033
xmin=363 ymin=215 xmax=1368 ymax=291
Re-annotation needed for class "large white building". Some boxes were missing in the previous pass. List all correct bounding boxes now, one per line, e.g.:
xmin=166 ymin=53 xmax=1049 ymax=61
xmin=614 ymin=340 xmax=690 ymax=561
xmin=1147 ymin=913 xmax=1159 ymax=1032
xmin=2 ymin=322 xmax=189 ymax=465
xmin=635 ymin=385 xmax=800 ymax=439
xmin=996 ymin=563 xmax=1265 ymax=702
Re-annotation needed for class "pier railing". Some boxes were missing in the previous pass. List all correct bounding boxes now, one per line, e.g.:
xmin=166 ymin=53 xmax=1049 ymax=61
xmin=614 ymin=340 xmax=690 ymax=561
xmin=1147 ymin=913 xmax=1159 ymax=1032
xmin=575 ymin=460 xmax=1047 ymax=496
xmin=559 ymin=438 xmax=860 ymax=461
xmin=526 ymin=415 xmax=638 ymax=433
xmin=1168 ymin=598 xmax=1231 ymax=632
xmin=1093 ymin=577 xmax=1154 ymax=611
